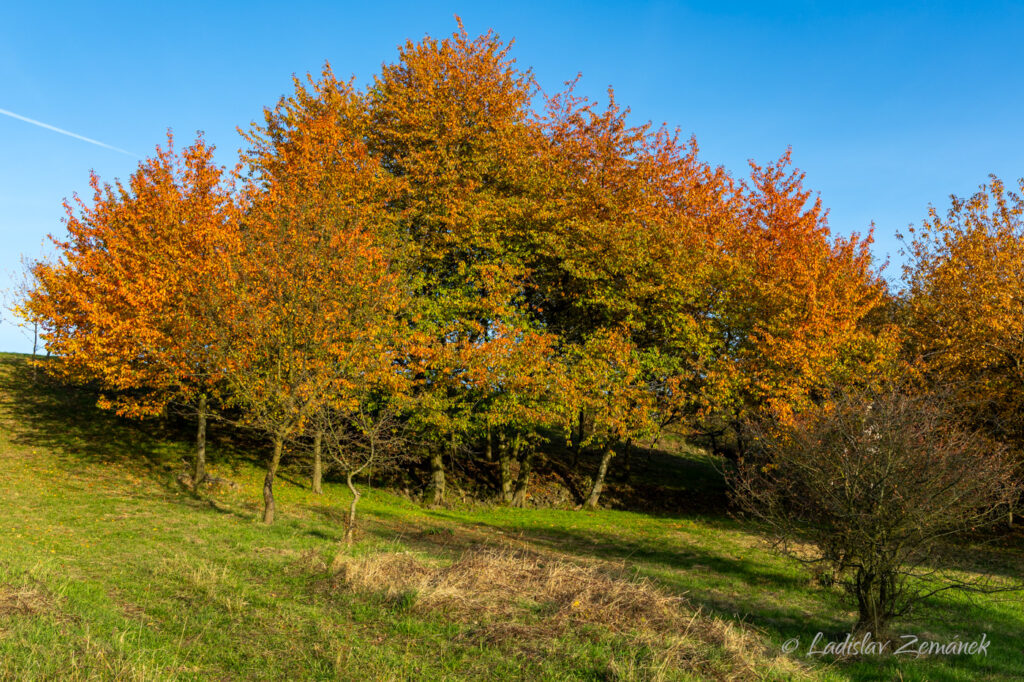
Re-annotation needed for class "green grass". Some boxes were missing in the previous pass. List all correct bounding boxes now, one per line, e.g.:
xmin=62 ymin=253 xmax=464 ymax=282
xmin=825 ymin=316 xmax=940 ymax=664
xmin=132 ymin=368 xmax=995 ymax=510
xmin=1 ymin=353 xmax=1022 ymax=680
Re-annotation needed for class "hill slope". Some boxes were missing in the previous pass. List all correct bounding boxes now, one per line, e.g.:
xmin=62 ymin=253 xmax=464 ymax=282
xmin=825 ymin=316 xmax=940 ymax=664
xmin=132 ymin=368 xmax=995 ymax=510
xmin=1 ymin=355 xmax=1021 ymax=680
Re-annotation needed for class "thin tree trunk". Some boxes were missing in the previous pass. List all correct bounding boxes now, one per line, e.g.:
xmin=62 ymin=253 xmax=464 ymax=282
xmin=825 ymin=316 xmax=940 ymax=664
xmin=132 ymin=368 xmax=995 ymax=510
xmin=448 ymin=431 xmax=465 ymax=501
xmin=344 ymin=471 xmax=360 ymax=545
xmin=193 ymin=394 xmax=208 ymax=486
xmin=583 ymin=445 xmax=615 ymax=510
xmin=428 ymin=449 xmax=445 ymax=505
xmin=572 ymin=409 xmax=586 ymax=467
xmin=620 ymin=438 xmax=633 ymax=482
xmin=485 ymin=421 xmax=493 ymax=461
xmin=511 ymin=440 xmax=534 ymax=508
xmin=312 ymin=429 xmax=323 ymax=494
xmin=31 ymin=322 xmax=38 ymax=384
xmin=498 ymin=432 xmax=518 ymax=503
xmin=734 ymin=421 xmax=747 ymax=460
xmin=263 ymin=433 xmax=284 ymax=525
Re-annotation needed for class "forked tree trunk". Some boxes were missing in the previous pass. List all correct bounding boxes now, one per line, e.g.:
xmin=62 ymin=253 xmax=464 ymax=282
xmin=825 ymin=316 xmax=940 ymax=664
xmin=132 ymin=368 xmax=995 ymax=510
xmin=511 ymin=443 xmax=534 ymax=508
xmin=263 ymin=433 xmax=284 ymax=525
xmin=311 ymin=429 xmax=323 ymax=495
xmin=344 ymin=471 xmax=360 ymax=545
xmin=854 ymin=569 xmax=896 ymax=636
xmin=193 ymin=394 xmax=208 ymax=486
xmin=583 ymin=445 xmax=615 ymax=510
xmin=428 ymin=449 xmax=445 ymax=505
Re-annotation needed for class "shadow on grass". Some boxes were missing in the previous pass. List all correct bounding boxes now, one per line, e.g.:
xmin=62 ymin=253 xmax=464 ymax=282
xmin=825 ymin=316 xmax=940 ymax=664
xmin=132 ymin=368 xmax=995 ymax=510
xmin=0 ymin=356 xmax=177 ymax=469
xmin=0 ymin=355 xmax=263 ymax=473
xmin=355 ymin=506 xmax=1024 ymax=682
xmin=6 ymin=354 xmax=1022 ymax=680
xmin=0 ymin=355 xmax=266 ymax=527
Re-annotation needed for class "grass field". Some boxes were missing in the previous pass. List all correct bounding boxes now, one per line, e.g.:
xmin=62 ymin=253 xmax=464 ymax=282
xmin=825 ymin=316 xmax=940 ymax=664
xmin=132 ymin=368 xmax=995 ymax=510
xmin=1 ymin=353 xmax=1022 ymax=680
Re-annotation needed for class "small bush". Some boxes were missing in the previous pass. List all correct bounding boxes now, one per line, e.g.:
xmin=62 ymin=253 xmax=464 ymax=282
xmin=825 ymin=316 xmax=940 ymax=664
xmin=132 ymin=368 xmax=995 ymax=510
xmin=732 ymin=387 xmax=1021 ymax=635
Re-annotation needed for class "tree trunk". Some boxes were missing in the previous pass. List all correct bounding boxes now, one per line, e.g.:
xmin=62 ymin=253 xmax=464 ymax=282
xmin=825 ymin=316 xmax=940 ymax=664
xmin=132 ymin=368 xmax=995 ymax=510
xmin=498 ymin=432 xmax=518 ymax=504
xmin=312 ymin=429 xmax=323 ymax=494
xmin=572 ymin=409 xmax=586 ymax=468
xmin=263 ymin=433 xmax=284 ymax=525
xmin=734 ymin=421 xmax=747 ymax=460
xmin=854 ymin=569 xmax=895 ymax=636
xmin=511 ymin=441 xmax=534 ymax=508
xmin=583 ymin=445 xmax=615 ymax=510
xmin=485 ymin=421 xmax=493 ymax=461
xmin=620 ymin=438 xmax=633 ymax=482
xmin=193 ymin=394 xmax=208 ymax=486
xmin=31 ymin=322 xmax=38 ymax=384
xmin=344 ymin=471 xmax=360 ymax=545
xmin=428 ymin=449 xmax=445 ymax=505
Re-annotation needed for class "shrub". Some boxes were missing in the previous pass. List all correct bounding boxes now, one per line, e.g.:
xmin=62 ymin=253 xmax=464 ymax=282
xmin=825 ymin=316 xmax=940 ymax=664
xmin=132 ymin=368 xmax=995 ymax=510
xmin=732 ymin=387 xmax=1021 ymax=634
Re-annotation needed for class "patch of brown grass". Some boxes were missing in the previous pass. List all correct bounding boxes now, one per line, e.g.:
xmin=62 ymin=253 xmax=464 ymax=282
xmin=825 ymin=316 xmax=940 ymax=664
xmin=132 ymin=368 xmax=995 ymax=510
xmin=326 ymin=546 xmax=810 ymax=681
xmin=0 ymin=583 xmax=53 ymax=617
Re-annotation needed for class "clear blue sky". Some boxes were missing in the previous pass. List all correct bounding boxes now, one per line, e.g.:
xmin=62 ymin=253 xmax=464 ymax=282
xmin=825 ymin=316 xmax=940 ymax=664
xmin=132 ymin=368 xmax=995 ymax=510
xmin=2 ymin=1 xmax=1022 ymax=352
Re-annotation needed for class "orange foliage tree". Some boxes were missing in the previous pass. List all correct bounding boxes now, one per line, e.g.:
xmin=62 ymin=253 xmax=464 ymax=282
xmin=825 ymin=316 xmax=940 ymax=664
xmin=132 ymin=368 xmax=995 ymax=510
xmin=19 ymin=133 xmax=237 ymax=484
xmin=900 ymin=176 xmax=1024 ymax=448
xmin=533 ymin=84 xmax=733 ymax=494
xmin=699 ymin=152 xmax=895 ymax=445
xmin=364 ymin=20 xmax=551 ymax=504
xmin=218 ymin=68 xmax=410 ymax=524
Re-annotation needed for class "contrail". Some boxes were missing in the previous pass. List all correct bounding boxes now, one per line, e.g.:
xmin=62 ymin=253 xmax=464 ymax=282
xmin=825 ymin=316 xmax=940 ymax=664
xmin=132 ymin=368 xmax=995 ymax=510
xmin=0 ymin=107 xmax=137 ymax=157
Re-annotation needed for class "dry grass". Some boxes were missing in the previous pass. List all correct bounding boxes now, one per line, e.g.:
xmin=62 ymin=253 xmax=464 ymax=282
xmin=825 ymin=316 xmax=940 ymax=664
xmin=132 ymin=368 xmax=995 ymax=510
xmin=0 ymin=583 xmax=53 ymax=617
xmin=326 ymin=546 xmax=810 ymax=681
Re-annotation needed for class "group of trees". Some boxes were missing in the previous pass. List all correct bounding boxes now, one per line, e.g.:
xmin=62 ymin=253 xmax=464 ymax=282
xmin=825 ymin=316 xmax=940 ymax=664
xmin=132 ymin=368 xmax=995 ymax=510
xmin=16 ymin=22 xmax=1023 ymax=586
xmin=733 ymin=178 xmax=1024 ymax=634
xmin=20 ymin=23 xmax=893 ymax=530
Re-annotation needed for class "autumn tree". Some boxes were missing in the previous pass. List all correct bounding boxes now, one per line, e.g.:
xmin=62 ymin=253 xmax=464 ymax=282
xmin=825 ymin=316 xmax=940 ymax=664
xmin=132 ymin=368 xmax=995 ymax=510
xmin=531 ymin=83 xmax=738 ymax=491
xmin=556 ymin=329 xmax=655 ymax=509
xmin=364 ymin=20 xmax=549 ymax=503
xmin=696 ymin=152 xmax=896 ymax=448
xmin=219 ymin=67 xmax=408 ymax=524
xmin=19 ymin=133 xmax=237 ymax=485
xmin=900 ymin=176 xmax=1024 ymax=451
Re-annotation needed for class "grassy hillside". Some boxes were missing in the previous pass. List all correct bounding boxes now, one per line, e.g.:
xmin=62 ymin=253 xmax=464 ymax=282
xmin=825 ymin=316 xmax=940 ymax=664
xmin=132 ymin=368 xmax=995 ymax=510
xmin=1 ymin=353 xmax=1021 ymax=680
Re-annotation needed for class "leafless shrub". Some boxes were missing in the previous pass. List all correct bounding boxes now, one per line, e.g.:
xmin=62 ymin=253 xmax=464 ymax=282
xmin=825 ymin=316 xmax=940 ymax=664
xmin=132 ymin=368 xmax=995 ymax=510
xmin=315 ymin=402 xmax=407 ymax=547
xmin=732 ymin=387 xmax=1022 ymax=635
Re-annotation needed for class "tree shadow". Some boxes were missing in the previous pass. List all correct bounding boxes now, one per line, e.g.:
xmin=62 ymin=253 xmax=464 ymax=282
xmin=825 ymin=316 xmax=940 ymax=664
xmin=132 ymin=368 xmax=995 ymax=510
xmin=0 ymin=355 xmax=262 ymax=475
xmin=359 ymin=507 xmax=1024 ymax=680
xmin=350 ymin=503 xmax=825 ymax=629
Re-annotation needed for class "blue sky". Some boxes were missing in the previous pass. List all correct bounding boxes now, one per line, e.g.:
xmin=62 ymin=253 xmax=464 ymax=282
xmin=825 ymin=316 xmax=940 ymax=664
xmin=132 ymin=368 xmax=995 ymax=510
xmin=2 ymin=1 xmax=1022 ymax=352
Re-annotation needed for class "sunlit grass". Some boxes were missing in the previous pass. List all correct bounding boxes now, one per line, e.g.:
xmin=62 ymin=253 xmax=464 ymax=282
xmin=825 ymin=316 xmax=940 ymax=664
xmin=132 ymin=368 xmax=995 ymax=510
xmin=1 ymin=353 xmax=1021 ymax=680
